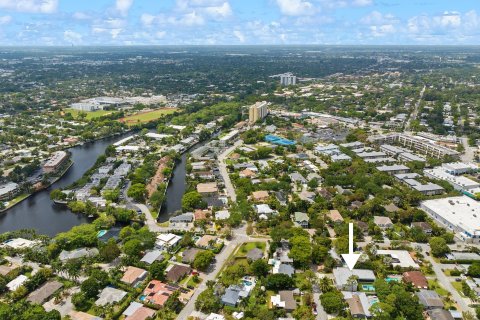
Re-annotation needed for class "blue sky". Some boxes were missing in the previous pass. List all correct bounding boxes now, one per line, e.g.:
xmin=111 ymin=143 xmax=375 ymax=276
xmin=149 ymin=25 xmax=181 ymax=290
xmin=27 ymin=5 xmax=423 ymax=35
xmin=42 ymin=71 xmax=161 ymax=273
xmin=0 ymin=0 xmax=478 ymax=45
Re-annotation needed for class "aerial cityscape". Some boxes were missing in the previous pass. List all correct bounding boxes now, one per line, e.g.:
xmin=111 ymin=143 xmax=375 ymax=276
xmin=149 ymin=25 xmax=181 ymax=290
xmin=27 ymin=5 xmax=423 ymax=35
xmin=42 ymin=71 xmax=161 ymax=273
xmin=0 ymin=1 xmax=480 ymax=320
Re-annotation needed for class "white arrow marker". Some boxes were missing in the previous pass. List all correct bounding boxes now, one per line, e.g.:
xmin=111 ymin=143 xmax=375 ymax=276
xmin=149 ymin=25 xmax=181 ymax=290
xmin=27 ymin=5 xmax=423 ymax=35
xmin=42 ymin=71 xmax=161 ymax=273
xmin=341 ymin=222 xmax=361 ymax=270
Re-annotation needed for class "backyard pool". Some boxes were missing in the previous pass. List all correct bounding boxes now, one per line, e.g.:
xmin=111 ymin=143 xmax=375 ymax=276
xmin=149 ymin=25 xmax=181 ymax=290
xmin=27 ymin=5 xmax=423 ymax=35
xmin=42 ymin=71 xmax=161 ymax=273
xmin=97 ymin=230 xmax=107 ymax=237
xmin=362 ymin=284 xmax=375 ymax=291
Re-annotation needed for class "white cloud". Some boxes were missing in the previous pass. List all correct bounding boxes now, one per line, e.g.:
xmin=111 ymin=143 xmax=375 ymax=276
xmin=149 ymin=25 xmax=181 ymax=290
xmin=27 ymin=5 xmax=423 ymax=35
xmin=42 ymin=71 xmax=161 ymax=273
xmin=73 ymin=12 xmax=91 ymax=20
xmin=352 ymin=0 xmax=372 ymax=7
xmin=203 ymin=2 xmax=232 ymax=18
xmin=433 ymin=11 xmax=461 ymax=28
xmin=0 ymin=0 xmax=58 ymax=14
xmin=140 ymin=14 xmax=156 ymax=26
xmin=233 ymin=30 xmax=245 ymax=42
xmin=116 ymin=0 xmax=134 ymax=16
xmin=361 ymin=11 xmax=397 ymax=25
xmin=64 ymin=30 xmax=82 ymax=44
xmin=276 ymin=0 xmax=314 ymax=16
xmin=0 ymin=15 xmax=12 ymax=25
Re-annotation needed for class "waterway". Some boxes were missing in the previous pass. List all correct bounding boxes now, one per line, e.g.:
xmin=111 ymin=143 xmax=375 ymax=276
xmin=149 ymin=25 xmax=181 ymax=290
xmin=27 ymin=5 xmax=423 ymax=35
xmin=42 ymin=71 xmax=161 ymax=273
xmin=158 ymin=152 xmax=188 ymax=222
xmin=0 ymin=132 xmax=133 ymax=236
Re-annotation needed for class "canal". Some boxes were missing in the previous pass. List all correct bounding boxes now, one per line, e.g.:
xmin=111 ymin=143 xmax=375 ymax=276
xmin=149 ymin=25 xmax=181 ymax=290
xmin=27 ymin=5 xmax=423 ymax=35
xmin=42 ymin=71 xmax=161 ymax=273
xmin=0 ymin=133 xmax=133 ymax=236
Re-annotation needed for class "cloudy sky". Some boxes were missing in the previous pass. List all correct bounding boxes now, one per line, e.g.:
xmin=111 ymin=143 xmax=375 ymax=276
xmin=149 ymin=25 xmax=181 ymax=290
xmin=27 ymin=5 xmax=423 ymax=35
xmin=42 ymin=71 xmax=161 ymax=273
xmin=0 ymin=0 xmax=478 ymax=45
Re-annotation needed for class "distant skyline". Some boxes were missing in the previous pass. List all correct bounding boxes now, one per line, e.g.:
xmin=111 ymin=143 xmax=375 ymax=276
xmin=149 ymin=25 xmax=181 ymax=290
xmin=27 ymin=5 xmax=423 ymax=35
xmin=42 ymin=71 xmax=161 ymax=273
xmin=0 ymin=0 xmax=478 ymax=46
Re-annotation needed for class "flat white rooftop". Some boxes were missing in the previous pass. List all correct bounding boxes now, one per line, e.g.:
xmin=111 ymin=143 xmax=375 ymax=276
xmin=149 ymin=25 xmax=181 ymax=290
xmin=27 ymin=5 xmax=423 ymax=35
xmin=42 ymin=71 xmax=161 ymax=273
xmin=421 ymin=196 xmax=480 ymax=237
xmin=377 ymin=250 xmax=419 ymax=269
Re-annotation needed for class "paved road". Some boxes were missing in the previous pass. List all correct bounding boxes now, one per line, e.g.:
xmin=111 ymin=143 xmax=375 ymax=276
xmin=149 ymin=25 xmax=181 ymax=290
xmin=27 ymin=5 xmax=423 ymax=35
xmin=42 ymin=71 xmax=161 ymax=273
xmin=218 ymin=140 xmax=243 ymax=202
xmin=460 ymin=136 xmax=475 ymax=162
xmin=313 ymin=292 xmax=328 ymax=320
xmin=416 ymin=244 xmax=473 ymax=313
xmin=405 ymin=85 xmax=426 ymax=131
xmin=176 ymin=226 xmax=268 ymax=319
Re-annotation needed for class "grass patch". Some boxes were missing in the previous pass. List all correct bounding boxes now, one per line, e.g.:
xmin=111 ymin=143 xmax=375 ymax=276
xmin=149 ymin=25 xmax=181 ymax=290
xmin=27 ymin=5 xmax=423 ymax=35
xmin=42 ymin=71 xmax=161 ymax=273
xmin=428 ymin=279 xmax=449 ymax=297
xmin=64 ymin=108 xmax=114 ymax=120
xmin=119 ymin=108 xmax=176 ymax=126
xmin=235 ymin=242 xmax=266 ymax=258
xmin=451 ymin=281 xmax=467 ymax=298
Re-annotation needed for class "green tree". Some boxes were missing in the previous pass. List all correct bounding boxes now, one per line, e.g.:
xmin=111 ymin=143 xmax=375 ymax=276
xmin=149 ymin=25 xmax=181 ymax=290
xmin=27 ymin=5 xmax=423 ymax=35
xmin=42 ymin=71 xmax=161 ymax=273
xmin=99 ymin=238 xmax=121 ymax=262
xmin=266 ymin=274 xmax=294 ymax=290
xmin=123 ymin=239 xmax=143 ymax=257
xmin=127 ymin=183 xmax=146 ymax=202
xmin=250 ymin=259 xmax=270 ymax=278
xmin=429 ymin=237 xmax=450 ymax=257
xmin=193 ymin=251 xmax=215 ymax=271
xmin=182 ymin=191 xmax=206 ymax=211
xmin=195 ymin=288 xmax=221 ymax=313
xmin=292 ymin=305 xmax=315 ymax=320
xmin=320 ymin=290 xmax=344 ymax=314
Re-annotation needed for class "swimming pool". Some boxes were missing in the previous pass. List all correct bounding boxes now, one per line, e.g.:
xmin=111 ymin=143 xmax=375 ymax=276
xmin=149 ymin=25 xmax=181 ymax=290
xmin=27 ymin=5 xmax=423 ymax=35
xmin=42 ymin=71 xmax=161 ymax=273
xmin=386 ymin=277 xmax=400 ymax=282
xmin=265 ymin=135 xmax=296 ymax=146
xmin=139 ymin=295 xmax=146 ymax=302
xmin=97 ymin=230 xmax=107 ymax=238
xmin=243 ymin=280 xmax=253 ymax=286
xmin=368 ymin=296 xmax=379 ymax=306
xmin=362 ymin=284 xmax=375 ymax=291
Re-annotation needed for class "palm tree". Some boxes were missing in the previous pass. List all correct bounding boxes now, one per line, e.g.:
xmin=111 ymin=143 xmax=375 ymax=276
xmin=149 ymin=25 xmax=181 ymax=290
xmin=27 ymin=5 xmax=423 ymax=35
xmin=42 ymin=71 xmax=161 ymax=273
xmin=319 ymin=277 xmax=332 ymax=293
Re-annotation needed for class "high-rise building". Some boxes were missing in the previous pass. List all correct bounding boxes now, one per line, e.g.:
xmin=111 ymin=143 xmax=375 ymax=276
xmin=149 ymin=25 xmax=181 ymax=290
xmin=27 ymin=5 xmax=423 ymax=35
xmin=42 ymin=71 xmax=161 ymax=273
xmin=249 ymin=101 xmax=268 ymax=123
xmin=280 ymin=73 xmax=297 ymax=86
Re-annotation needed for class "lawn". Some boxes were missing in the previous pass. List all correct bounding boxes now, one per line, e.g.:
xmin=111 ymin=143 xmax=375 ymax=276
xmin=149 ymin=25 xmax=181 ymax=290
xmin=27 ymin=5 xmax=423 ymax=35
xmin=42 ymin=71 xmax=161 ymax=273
xmin=235 ymin=242 xmax=266 ymax=258
xmin=428 ymin=279 xmax=449 ymax=297
xmin=451 ymin=281 xmax=467 ymax=297
xmin=119 ymin=108 xmax=176 ymax=126
xmin=64 ymin=108 xmax=114 ymax=120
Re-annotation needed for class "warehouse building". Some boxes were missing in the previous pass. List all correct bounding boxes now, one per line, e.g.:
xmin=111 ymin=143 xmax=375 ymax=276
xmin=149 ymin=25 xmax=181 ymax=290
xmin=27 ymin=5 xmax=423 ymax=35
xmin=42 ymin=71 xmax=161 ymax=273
xmin=420 ymin=196 xmax=480 ymax=243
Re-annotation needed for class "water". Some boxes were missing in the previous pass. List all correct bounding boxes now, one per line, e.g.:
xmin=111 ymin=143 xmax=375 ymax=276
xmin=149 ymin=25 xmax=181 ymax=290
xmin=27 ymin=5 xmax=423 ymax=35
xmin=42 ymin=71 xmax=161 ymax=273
xmin=158 ymin=152 xmax=187 ymax=222
xmin=0 ymin=132 xmax=133 ymax=236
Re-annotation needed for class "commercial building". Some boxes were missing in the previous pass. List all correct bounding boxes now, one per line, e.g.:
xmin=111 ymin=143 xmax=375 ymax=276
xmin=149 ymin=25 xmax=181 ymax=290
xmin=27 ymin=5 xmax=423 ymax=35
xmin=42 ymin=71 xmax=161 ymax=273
xmin=280 ymin=73 xmax=296 ymax=86
xmin=43 ymin=151 xmax=69 ymax=173
xmin=368 ymin=133 xmax=460 ymax=159
xmin=420 ymin=196 xmax=480 ymax=242
xmin=403 ymin=179 xmax=444 ymax=196
xmin=248 ymin=101 xmax=268 ymax=123
xmin=0 ymin=182 xmax=19 ymax=201
xmin=442 ymin=162 xmax=478 ymax=176
xmin=376 ymin=164 xmax=410 ymax=175
xmin=424 ymin=168 xmax=480 ymax=192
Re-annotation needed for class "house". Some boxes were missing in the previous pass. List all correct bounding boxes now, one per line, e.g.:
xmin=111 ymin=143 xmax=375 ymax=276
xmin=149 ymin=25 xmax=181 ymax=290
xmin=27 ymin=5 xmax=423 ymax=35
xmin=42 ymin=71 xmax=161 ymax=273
xmin=342 ymin=291 xmax=371 ymax=318
xmin=428 ymin=309 xmax=455 ymax=320
xmin=377 ymin=250 xmax=420 ymax=269
xmin=246 ymin=248 xmax=263 ymax=261
xmin=95 ymin=287 xmax=127 ymax=306
xmin=294 ymin=212 xmax=309 ymax=228
xmin=206 ymin=314 xmax=226 ymax=320
xmin=416 ymin=290 xmax=444 ymax=309
xmin=215 ymin=210 xmax=230 ymax=220
xmin=274 ymin=191 xmax=287 ymax=205
xmin=7 ymin=275 xmax=28 ymax=291
xmin=194 ymin=209 xmax=210 ymax=221
xmin=221 ymin=285 xmax=242 ymax=307
xmin=59 ymin=248 xmax=99 ymax=262
xmin=240 ymin=169 xmax=257 ymax=178
xmin=403 ymin=271 xmax=428 ymax=289
xmin=327 ymin=210 xmax=344 ymax=223
xmin=255 ymin=204 xmax=276 ymax=216
xmin=169 ymin=213 xmax=194 ymax=224
xmin=182 ymin=248 xmax=201 ymax=264
xmin=373 ymin=216 xmax=393 ymax=229
xmin=140 ymin=250 xmax=164 ymax=265
xmin=356 ymin=221 xmax=369 ymax=234
xmin=156 ymin=233 xmax=182 ymax=250
xmin=166 ymin=264 xmax=191 ymax=283
xmin=197 ymin=182 xmax=218 ymax=194
xmin=384 ymin=203 xmax=400 ymax=214
xmin=411 ymin=222 xmax=432 ymax=234
xmin=121 ymin=266 xmax=147 ymax=286
xmin=142 ymin=280 xmax=176 ymax=307
xmin=26 ymin=280 xmax=63 ymax=305
xmin=275 ymin=263 xmax=295 ymax=277
xmin=333 ymin=268 xmax=376 ymax=291
xmin=290 ymin=172 xmax=307 ymax=184
xmin=195 ymin=235 xmax=217 ymax=249
xmin=125 ymin=307 xmax=156 ymax=320
xmin=252 ymin=190 xmax=269 ymax=202
xmin=271 ymin=290 xmax=297 ymax=312
xmin=69 ymin=311 xmax=103 ymax=320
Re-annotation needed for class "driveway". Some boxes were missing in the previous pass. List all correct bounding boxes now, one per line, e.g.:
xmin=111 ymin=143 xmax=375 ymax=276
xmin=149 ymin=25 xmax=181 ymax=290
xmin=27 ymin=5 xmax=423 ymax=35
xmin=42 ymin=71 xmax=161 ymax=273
xmin=217 ymin=140 xmax=243 ymax=202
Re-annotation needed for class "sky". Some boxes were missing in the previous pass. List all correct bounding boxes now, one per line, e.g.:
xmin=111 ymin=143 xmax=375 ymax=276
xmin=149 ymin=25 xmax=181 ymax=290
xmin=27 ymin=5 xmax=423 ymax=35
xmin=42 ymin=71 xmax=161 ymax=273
xmin=0 ymin=0 xmax=478 ymax=45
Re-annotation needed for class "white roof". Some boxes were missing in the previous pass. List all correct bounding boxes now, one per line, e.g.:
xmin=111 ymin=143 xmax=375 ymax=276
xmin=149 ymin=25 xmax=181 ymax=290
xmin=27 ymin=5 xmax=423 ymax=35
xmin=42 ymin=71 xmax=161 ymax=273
xmin=145 ymin=132 xmax=172 ymax=139
xmin=255 ymin=204 xmax=274 ymax=214
xmin=2 ymin=238 xmax=37 ymax=249
xmin=215 ymin=210 xmax=230 ymax=220
xmin=95 ymin=287 xmax=127 ymax=306
xmin=206 ymin=314 xmax=226 ymax=320
xmin=7 ymin=275 xmax=28 ymax=291
xmin=377 ymin=250 xmax=419 ymax=268
xmin=122 ymin=302 xmax=143 ymax=316
xmin=421 ymin=196 xmax=480 ymax=237
xmin=425 ymin=168 xmax=480 ymax=189
xmin=0 ymin=182 xmax=19 ymax=196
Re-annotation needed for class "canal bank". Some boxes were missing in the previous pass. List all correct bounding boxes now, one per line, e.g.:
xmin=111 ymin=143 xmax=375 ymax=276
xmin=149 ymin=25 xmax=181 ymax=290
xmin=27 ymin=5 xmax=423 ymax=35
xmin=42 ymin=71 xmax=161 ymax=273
xmin=0 ymin=131 xmax=135 ymax=236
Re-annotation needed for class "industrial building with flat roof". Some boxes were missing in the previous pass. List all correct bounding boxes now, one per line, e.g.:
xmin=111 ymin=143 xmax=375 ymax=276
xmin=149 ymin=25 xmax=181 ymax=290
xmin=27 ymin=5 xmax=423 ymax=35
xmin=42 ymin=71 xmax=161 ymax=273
xmin=420 ymin=196 xmax=480 ymax=242
xmin=424 ymin=168 xmax=480 ymax=191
